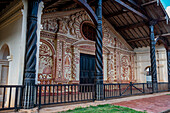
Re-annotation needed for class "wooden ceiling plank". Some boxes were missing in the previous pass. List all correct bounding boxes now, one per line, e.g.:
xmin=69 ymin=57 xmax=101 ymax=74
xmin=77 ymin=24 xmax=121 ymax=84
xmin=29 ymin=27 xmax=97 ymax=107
xmin=124 ymin=0 xmax=140 ymax=9
xmin=44 ymin=0 xmax=60 ymax=9
xmin=127 ymin=37 xmax=150 ymax=42
xmin=117 ymin=21 xmax=146 ymax=30
xmin=111 ymin=0 xmax=149 ymax=20
xmin=104 ymin=10 xmax=128 ymax=18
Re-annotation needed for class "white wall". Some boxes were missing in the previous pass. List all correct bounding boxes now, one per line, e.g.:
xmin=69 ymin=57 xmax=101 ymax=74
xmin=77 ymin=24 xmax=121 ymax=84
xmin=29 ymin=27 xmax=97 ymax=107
xmin=134 ymin=45 xmax=168 ymax=83
xmin=0 ymin=17 xmax=25 ymax=85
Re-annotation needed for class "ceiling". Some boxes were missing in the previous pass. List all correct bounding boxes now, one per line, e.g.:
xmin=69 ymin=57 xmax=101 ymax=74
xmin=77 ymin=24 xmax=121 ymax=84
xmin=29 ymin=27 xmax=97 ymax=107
xmin=0 ymin=0 xmax=13 ymax=12
xmin=43 ymin=0 xmax=170 ymax=49
xmin=0 ymin=0 xmax=169 ymax=49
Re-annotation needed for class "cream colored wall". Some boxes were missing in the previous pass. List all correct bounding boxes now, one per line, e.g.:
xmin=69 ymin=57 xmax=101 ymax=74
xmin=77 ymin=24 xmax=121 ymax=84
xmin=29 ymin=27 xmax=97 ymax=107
xmin=0 ymin=17 xmax=24 ymax=85
xmin=134 ymin=45 xmax=168 ymax=83
xmin=0 ymin=0 xmax=28 ymax=85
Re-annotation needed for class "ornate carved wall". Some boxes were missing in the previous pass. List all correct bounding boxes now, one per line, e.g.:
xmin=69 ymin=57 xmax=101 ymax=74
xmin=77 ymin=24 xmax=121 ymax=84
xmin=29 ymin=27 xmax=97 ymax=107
xmin=38 ymin=10 xmax=136 ymax=84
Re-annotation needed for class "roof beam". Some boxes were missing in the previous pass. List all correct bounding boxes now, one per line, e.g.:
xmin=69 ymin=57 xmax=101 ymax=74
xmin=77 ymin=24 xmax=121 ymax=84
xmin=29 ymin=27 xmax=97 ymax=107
xmin=127 ymin=37 xmax=150 ymax=42
xmin=104 ymin=10 xmax=128 ymax=18
xmin=44 ymin=0 xmax=60 ymax=9
xmin=58 ymin=1 xmax=76 ymax=10
xmin=127 ymin=33 xmax=170 ymax=42
xmin=117 ymin=17 xmax=168 ymax=31
xmin=0 ymin=1 xmax=11 ymax=4
xmin=111 ymin=0 xmax=149 ymax=20
xmin=117 ymin=21 xmax=146 ymax=30
xmin=141 ymin=0 xmax=157 ymax=7
xmin=124 ymin=0 xmax=140 ymax=8
xmin=74 ymin=0 xmax=98 ymax=25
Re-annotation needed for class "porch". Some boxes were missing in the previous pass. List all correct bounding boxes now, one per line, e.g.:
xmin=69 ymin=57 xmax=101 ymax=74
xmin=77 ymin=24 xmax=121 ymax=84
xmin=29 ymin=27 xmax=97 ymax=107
xmin=0 ymin=82 xmax=169 ymax=111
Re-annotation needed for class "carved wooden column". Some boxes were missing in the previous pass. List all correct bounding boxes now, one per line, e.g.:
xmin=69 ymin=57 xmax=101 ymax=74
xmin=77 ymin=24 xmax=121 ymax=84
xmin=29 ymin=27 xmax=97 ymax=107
xmin=95 ymin=0 xmax=104 ymax=100
xmin=167 ymin=49 xmax=170 ymax=91
xmin=23 ymin=0 xmax=41 ymax=109
xmin=149 ymin=21 xmax=158 ymax=93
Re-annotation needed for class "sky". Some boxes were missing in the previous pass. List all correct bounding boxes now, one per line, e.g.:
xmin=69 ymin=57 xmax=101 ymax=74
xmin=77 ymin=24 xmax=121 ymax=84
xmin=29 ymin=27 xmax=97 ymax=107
xmin=161 ymin=0 xmax=170 ymax=16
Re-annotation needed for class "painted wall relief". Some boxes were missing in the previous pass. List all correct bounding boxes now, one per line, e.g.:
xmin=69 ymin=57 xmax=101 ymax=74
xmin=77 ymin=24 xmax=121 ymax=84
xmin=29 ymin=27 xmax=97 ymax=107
xmin=39 ymin=10 xmax=136 ymax=85
xmin=38 ymin=40 xmax=54 ymax=84
xmin=120 ymin=56 xmax=130 ymax=81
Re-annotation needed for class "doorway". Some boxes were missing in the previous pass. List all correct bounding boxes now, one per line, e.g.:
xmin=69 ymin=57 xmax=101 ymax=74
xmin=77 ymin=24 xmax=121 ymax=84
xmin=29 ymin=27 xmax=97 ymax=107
xmin=80 ymin=53 xmax=95 ymax=85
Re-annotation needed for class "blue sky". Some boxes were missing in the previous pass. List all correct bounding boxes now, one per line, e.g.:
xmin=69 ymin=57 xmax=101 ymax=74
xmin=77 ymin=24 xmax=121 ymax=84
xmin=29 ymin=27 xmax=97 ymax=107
xmin=161 ymin=0 xmax=170 ymax=9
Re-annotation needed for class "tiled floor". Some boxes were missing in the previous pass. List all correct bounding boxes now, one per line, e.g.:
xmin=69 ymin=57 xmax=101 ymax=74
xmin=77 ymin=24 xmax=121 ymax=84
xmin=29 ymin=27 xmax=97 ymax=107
xmin=114 ymin=94 xmax=170 ymax=113
xmin=11 ymin=92 xmax=170 ymax=113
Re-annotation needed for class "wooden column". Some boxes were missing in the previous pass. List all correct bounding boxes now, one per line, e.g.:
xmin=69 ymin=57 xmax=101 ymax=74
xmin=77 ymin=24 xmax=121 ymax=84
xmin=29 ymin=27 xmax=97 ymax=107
xmin=23 ymin=0 xmax=40 ymax=109
xmin=95 ymin=0 xmax=104 ymax=100
xmin=149 ymin=21 xmax=158 ymax=93
xmin=167 ymin=49 xmax=170 ymax=91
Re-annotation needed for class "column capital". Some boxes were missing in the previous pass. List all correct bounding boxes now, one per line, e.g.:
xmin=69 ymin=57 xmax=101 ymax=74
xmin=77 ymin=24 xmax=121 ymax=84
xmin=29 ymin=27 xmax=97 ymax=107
xmin=149 ymin=20 xmax=157 ymax=26
xmin=168 ymin=47 xmax=170 ymax=52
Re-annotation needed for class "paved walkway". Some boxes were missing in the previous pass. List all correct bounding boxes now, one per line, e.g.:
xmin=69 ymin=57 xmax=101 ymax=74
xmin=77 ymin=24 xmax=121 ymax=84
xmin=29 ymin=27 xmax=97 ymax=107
xmin=16 ymin=92 xmax=170 ymax=113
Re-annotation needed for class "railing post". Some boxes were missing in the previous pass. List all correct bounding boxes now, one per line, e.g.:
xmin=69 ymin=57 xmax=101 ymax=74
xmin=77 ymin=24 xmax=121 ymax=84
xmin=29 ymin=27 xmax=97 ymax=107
xmin=92 ymin=84 xmax=95 ymax=102
xmin=39 ymin=86 xmax=41 ymax=110
xmin=104 ymin=84 xmax=105 ymax=99
xmin=167 ymin=49 xmax=170 ymax=91
xmin=15 ymin=87 xmax=19 ymax=111
xmin=149 ymin=21 xmax=158 ymax=93
xmin=130 ymin=82 xmax=133 ymax=95
xmin=119 ymin=84 xmax=121 ymax=96
xmin=95 ymin=0 xmax=104 ymax=101
xmin=23 ymin=0 xmax=41 ymax=109
xmin=143 ymin=83 xmax=145 ymax=94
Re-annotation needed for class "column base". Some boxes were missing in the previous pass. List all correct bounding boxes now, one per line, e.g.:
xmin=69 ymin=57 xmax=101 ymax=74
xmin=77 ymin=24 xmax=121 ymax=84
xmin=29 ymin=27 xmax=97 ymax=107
xmin=23 ymin=78 xmax=35 ymax=109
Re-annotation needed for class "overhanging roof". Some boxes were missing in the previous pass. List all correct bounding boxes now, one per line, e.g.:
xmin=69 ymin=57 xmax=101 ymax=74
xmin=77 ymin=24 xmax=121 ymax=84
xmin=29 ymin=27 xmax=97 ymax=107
xmin=0 ymin=0 xmax=169 ymax=49
xmin=43 ymin=0 xmax=170 ymax=49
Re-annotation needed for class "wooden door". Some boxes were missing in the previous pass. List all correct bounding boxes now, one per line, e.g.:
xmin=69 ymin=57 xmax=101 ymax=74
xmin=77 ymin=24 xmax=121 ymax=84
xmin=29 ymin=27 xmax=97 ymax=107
xmin=80 ymin=53 xmax=95 ymax=85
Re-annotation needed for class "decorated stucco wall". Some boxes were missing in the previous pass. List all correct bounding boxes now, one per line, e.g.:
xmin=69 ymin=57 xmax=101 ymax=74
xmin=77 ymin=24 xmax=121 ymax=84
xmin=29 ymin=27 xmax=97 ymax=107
xmin=134 ymin=45 xmax=168 ymax=83
xmin=38 ymin=10 xmax=136 ymax=84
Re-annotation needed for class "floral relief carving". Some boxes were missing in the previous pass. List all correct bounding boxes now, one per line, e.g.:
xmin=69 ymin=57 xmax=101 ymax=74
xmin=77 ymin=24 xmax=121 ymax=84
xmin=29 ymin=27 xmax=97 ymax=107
xmin=69 ymin=11 xmax=91 ymax=39
xmin=42 ymin=19 xmax=58 ymax=33
xmin=38 ymin=41 xmax=54 ymax=84
xmin=120 ymin=56 xmax=130 ymax=81
xmin=58 ymin=18 xmax=69 ymax=34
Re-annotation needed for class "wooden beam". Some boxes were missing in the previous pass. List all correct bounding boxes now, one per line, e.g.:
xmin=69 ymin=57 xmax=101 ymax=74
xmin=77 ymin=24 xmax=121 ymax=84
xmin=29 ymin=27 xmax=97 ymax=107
xmin=127 ymin=33 xmax=170 ymax=42
xmin=0 ymin=1 xmax=11 ymax=3
xmin=124 ymin=0 xmax=140 ymax=8
xmin=127 ymin=37 xmax=150 ymax=42
xmin=104 ymin=10 xmax=128 ymax=18
xmin=58 ymin=1 xmax=76 ymax=10
xmin=117 ymin=21 xmax=146 ymax=30
xmin=111 ymin=0 xmax=149 ymax=20
xmin=117 ymin=17 xmax=167 ymax=31
xmin=74 ymin=0 xmax=98 ymax=25
xmin=44 ymin=0 xmax=60 ymax=9
xmin=141 ymin=0 xmax=157 ymax=7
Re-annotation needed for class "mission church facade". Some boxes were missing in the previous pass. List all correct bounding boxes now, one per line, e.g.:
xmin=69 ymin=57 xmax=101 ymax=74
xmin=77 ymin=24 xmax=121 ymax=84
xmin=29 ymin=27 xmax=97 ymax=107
xmin=0 ymin=0 xmax=169 ymax=109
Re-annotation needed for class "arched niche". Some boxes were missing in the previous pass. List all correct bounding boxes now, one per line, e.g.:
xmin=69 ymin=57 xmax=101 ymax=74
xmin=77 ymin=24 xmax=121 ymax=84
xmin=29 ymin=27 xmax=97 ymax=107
xmin=0 ymin=44 xmax=10 ymax=88
xmin=0 ymin=44 xmax=10 ymax=60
